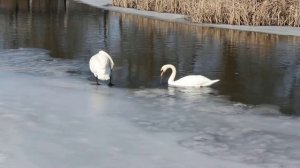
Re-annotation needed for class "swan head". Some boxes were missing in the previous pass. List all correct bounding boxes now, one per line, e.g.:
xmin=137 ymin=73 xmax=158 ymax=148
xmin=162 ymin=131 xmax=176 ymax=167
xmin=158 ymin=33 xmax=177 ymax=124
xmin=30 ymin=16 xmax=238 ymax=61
xmin=160 ymin=64 xmax=174 ymax=78
xmin=160 ymin=65 xmax=168 ymax=78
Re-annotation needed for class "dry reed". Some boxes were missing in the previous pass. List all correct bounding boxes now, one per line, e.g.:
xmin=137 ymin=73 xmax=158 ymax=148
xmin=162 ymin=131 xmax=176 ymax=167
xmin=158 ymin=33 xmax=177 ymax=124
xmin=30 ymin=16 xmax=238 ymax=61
xmin=112 ymin=0 xmax=300 ymax=26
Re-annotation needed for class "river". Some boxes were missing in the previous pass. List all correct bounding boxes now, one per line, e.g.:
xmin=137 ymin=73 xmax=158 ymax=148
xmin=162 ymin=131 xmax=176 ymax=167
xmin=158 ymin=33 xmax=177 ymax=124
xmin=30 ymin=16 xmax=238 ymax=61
xmin=0 ymin=1 xmax=300 ymax=168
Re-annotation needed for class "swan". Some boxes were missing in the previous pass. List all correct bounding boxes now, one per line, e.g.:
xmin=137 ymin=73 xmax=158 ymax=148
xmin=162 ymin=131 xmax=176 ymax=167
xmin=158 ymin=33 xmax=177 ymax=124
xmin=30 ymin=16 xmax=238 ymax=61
xmin=89 ymin=50 xmax=114 ymax=86
xmin=160 ymin=64 xmax=219 ymax=87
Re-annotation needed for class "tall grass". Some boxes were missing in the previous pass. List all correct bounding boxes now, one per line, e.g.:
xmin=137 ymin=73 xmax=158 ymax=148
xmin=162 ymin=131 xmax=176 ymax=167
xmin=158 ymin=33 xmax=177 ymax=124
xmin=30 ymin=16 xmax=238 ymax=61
xmin=112 ymin=0 xmax=300 ymax=26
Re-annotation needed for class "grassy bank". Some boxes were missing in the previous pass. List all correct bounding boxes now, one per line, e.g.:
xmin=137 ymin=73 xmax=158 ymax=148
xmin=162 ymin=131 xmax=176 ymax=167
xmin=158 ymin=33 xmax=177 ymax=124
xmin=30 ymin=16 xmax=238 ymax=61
xmin=112 ymin=0 xmax=300 ymax=26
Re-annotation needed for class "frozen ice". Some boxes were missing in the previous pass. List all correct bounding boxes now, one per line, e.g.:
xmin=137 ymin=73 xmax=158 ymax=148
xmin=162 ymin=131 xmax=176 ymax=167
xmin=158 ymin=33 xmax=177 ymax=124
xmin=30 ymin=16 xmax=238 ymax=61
xmin=1 ymin=48 xmax=300 ymax=168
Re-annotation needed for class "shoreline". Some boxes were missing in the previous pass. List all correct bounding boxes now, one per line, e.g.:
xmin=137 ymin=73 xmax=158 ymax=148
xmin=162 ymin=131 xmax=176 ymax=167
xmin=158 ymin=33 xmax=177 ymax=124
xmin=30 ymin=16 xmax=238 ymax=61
xmin=75 ymin=0 xmax=300 ymax=37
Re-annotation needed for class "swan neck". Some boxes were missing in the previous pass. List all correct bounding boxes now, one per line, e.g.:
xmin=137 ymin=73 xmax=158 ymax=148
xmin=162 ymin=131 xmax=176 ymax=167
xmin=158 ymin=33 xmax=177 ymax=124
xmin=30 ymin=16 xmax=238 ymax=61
xmin=106 ymin=54 xmax=114 ymax=69
xmin=168 ymin=65 xmax=176 ymax=83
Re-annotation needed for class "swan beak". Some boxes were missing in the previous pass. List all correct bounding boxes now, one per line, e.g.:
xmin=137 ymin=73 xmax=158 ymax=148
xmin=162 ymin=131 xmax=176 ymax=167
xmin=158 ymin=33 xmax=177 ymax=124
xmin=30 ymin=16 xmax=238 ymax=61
xmin=160 ymin=70 xmax=164 ymax=78
xmin=160 ymin=70 xmax=164 ymax=84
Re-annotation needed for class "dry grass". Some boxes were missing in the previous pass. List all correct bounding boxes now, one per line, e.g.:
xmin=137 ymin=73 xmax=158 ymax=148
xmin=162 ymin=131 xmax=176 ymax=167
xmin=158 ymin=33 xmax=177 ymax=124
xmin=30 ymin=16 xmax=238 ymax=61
xmin=112 ymin=0 xmax=300 ymax=26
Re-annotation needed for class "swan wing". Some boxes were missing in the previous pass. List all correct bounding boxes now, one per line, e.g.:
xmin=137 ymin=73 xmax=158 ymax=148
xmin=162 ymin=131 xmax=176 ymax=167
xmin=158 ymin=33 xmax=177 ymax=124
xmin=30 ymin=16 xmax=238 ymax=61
xmin=172 ymin=75 xmax=219 ymax=87
xmin=99 ymin=50 xmax=114 ymax=69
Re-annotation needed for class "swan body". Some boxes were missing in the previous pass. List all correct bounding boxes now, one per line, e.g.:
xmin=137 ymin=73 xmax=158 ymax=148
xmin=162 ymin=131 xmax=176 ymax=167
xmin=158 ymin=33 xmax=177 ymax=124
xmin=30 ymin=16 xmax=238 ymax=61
xmin=89 ymin=50 xmax=114 ymax=85
xmin=160 ymin=64 xmax=219 ymax=87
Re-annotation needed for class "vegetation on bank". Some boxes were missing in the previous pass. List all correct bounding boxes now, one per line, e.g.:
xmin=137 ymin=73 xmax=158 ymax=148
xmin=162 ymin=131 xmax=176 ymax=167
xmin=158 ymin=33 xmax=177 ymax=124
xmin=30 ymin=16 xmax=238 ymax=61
xmin=112 ymin=0 xmax=300 ymax=26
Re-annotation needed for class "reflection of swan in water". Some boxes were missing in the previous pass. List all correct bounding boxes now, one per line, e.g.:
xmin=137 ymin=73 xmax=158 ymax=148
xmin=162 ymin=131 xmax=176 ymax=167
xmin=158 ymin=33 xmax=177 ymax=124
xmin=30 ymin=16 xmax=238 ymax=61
xmin=167 ymin=86 xmax=216 ymax=100
xmin=168 ymin=86 xmax=214 ymax=95
xmin=160 ymin=64 xmax=220 ymax=87
xmin=89 ymin=50 xmax=114 ymax=86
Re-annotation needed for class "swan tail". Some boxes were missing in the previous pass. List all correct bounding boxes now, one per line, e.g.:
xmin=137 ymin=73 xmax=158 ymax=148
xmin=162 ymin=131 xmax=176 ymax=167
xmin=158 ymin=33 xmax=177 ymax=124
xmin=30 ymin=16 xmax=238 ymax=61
xmin=202 ymin=79 xmax=220 ymax=87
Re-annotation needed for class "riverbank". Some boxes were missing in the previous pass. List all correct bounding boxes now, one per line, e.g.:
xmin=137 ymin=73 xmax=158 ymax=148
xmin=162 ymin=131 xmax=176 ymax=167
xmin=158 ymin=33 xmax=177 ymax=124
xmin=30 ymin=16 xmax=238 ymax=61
xmin=75 ymin=0 xmax=300 ymax=37
xmin=113 ymin=0 xmax=300 ymax=27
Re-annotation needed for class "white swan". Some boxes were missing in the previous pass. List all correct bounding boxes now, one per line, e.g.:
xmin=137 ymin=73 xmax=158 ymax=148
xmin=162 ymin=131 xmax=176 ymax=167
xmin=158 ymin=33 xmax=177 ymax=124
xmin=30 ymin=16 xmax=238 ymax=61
xmin=160 ymin=64 xmax=219 ymax=87
xmin=89 ymin=50 xmax=114 ymax=86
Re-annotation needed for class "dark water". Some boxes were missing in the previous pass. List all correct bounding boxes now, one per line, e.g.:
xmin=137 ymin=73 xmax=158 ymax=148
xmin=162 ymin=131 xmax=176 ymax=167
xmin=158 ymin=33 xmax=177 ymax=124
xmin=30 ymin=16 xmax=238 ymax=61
xmin=0 ymin=0 xmax=300 ymax=115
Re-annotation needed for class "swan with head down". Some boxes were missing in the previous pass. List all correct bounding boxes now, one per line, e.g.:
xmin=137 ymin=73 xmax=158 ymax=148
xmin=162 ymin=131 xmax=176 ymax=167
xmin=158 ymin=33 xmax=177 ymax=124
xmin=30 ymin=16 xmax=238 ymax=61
xmin=160 ymin=64 xmax=219 ymax=87
xmin=89 ymin=50 xmax=114 ymax=86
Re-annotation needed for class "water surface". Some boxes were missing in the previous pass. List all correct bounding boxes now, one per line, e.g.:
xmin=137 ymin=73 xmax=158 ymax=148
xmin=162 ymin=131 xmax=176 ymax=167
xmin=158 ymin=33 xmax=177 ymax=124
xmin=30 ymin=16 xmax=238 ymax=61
xmin=0 ymin=0 xmax=299 ymax=115
xmin=1 ymin=1 xmax=300 ymax=168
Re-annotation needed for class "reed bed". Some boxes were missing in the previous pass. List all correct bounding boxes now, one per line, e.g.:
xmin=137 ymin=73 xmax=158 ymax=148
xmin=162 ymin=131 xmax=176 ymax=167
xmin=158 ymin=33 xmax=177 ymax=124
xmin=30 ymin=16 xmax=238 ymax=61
xmin=112 ymin=0 xmax=300 ymax=26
